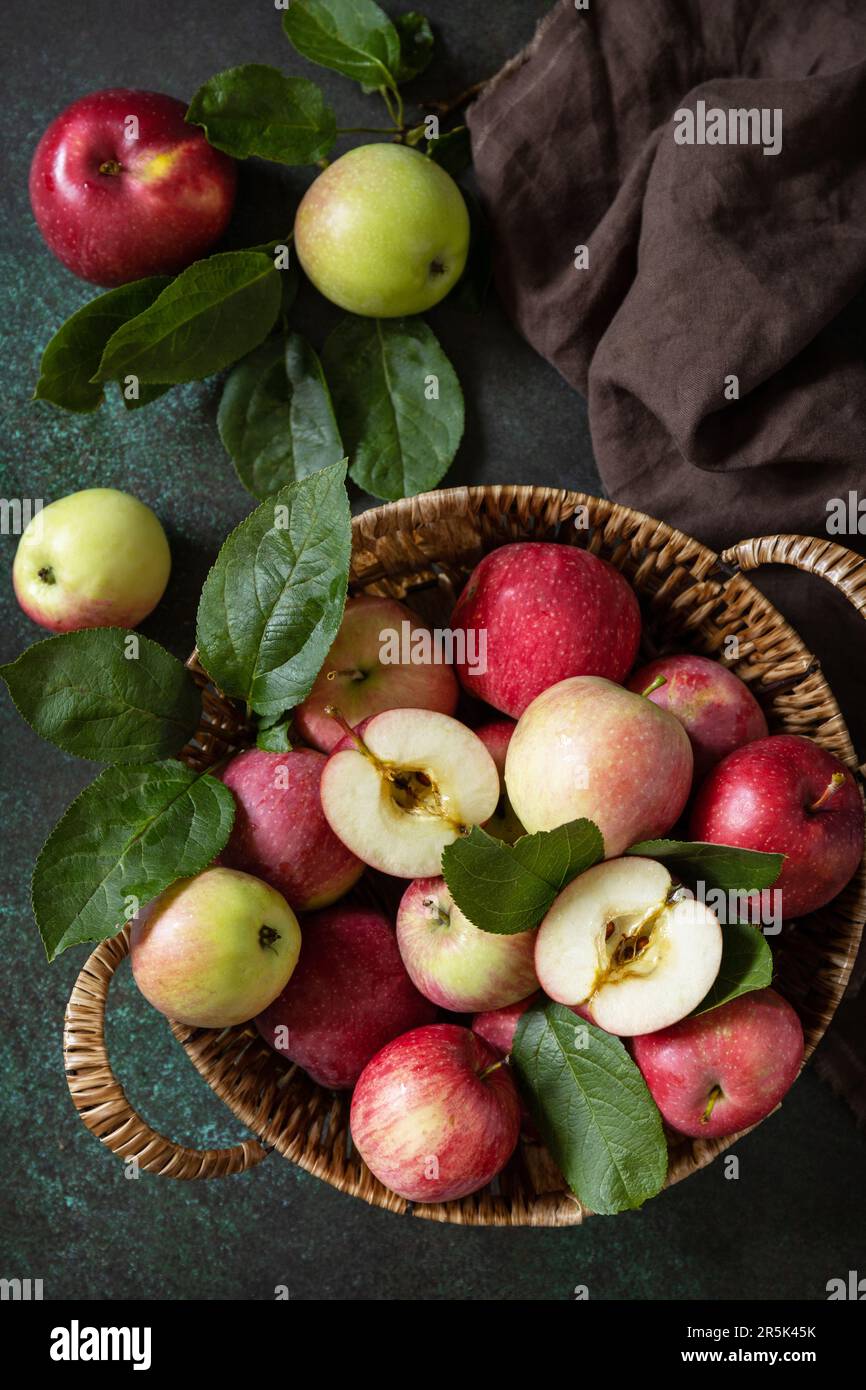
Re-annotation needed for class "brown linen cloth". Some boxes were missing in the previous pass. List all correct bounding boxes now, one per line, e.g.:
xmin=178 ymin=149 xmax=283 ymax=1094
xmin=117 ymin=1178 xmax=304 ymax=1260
xmin=467 ymin=0 xmax=866 ymax=1118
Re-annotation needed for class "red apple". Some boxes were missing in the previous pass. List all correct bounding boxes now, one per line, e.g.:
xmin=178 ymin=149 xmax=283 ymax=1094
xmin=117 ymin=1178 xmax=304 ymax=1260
xmin=350 ymin=1023 xmax=521 ymax=1203
xmin=219 ymin=748 xmax=363 ymax=912
xmin=450 ymin=542 xmax=641 ymax=718
xmin=29 ymin=88 xmax=236 ymax=286
xmin=472 ymin=992 xmax=541 ymax=1054
xmin=294 ymin=595 xmax=458 ymax=753
xmin=255 ymin=907 xmax=435 ymax=1090
xmin=628 ymin=654 xmax=768 ymax=779
xmin=690 ymin=734 xmax=864 ymax=918
xmin=632 ymin=988 xmax=804 ymax=1139
xmin=475 ymin=720 xmax=524 ymax=843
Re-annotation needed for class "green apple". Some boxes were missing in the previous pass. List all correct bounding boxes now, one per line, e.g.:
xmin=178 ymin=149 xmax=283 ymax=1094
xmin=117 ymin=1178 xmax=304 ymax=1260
xmin=293 ymin=143 xmax=470 ymax=317
xmin=130 ymin=867 xmax=301 ymax=1028
xmin=13 ymin=487 xmax=171 ymax=632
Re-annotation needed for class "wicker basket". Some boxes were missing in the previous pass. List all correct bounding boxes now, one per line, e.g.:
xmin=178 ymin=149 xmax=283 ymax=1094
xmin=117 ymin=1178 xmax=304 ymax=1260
xmin=63 ymin=486 xmax=866 ymax=1225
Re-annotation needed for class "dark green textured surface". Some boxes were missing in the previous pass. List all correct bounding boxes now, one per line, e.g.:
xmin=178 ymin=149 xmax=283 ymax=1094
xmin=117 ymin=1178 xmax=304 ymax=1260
xmin=1 ymin=0 xmax=864 ymax=1301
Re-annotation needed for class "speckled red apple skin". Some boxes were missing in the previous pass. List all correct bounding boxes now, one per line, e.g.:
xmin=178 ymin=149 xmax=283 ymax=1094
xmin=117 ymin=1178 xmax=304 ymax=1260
xmin=219 ymin=748 xmax=363 ymax=912
xmin=690 ymin=734 xmax=864 ymax=917
xmin=628 ymin=653 xmax=767 ymax=778
xmin=350 ymin=1023 xmax=521 ymax=1202
xmin=632 ymin=989 xmax=804 ymax=1139
xmin=255 ymin=907 xmax=436 ymax=1090
xmin=451 ymin=542 xmax=641 ymax=718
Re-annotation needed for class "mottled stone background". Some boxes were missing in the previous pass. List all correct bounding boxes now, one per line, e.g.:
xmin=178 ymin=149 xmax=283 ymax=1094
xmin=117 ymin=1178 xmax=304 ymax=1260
xmin=0 ymin=0 xmax=863 ymax=1301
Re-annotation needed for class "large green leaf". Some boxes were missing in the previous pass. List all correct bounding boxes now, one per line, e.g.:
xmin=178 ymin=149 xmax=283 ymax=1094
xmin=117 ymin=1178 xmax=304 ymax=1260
xmin=195 ymin=458 xmax=351 ymax=717
xmin=693 ymin=922 xmax=774 ymax=1016
xmin=323 ymin=316 xmax=464 ymax=500
xmin=0 ymin=630 xmax=201 ymax=763
xmin=187 ymin=65 xmax=336 ymax=165
xmin=282 ymin=0 xmax=400 ymax=90
xmin=627 ymin=838 xmax=784 ymax=892
xmin=33 ymin=762 xmax=235 ymax=960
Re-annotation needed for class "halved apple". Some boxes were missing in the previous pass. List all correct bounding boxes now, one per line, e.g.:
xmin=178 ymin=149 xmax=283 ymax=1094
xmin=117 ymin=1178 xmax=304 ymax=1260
xmin=535 ymin=857 xmax=723 ymax=1035
xmin=320 ymin=707 xmax=500 ymax=878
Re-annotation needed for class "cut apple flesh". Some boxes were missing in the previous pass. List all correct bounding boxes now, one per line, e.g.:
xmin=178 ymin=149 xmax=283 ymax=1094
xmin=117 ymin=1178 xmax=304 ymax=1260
xmin=535 ymin=857 xmax=723 ymax=1036
xmin=320 ymin=708 xmax=500 ymax=878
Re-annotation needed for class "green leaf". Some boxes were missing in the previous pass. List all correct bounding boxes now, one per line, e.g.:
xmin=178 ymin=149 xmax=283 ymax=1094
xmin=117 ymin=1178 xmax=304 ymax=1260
xmin=627 ymin=839 xmax=784 ymax=893
xmin=120 ymin=382 xmax=173 ymax=411
xmin=218 ymin=333 xmax=343 ymax=499
xmin=187 ymin=64 xmax=336 ymax=166
xmin=33 ymin=761 xmax=235 ymax=960
xmin=426 ymin=125 xmax=471 ymax=177
xmin=693 ymin=922 xmax=773 ymax=1016
xmin=93 ymin=251 xmax=282 ymax=385
xmin=0 ymin=630 xmax=201 ymax=763
xmin=282 ymin=0 xmax=401 ymax=90
xmin=323 ymin=316 xmax=464 ymax=500
xmin=512 ymin=1002 xmax=668 ymax=1215
xmin=256 ymin=715 xmax=294 ymax=752
xmin=196 ymin=458 xmax=351 ymax=718
xmin=394 ymin=13 xmax=434 ymax=83
xmin=441 ymin=819 xmax=603 ymax=935
xmin=34 ymin=277 xmax=171 ymax=412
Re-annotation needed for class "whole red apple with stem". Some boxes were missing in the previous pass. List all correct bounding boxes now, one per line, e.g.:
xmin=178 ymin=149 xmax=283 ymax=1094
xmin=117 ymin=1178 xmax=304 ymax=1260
xmin=350 ymin=1023 xmax=521 ymax=1203
xmin=628 ymin=654 xmax=767 ymax=779
xmin=451 ymin=542 xmax=641 ymax=718
xmin=690 ymin=734 xmax=864 ymax=917
xmin=30 ymin=89 xmax=236 ymax=286
xmin=632 ymin=988 xmax=804 ymax=1139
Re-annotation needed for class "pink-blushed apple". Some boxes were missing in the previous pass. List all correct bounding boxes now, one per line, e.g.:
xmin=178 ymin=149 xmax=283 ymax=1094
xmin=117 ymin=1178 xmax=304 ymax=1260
xmin=396 ymin=876 xmax=538 ymax=1012
xmin=255 ymin=906 xmax=436 ymax=1089
xmin=628 ymin=654 xmax=768 ymax=779
xmin=450 ymin=542 xmax=641 ymax=719
xmin=294 ymin=594 xmax=458 ymax=754
xmin=505 ymin=676 xmax=693 ymax=855
xmin=13 ymin=488 xmax=171 ymax=632
xmin=321 ymin=708 xmax=499 ymax=878
xmin=632 ymin=988 xmax=804 ymax=1139
xmin=129 ymin=866 xmax=301 ymax=1028
xmin=294 ymin=143 xmax=469 ymax=317
xmin=475 ymin=720 xmax=524 ymax=844
xmin=472 ymin=992 xmax=595 ymax=1055
xmin=534 ymin=857 xmax=722 ymax=1035
xmin=350 ymin=1023 xmax=521 ymax=1203
xmin=30 ymin=88 xmax=236 ymax=286
xmin=689 ymin=734 xmax=864 ymax=918
xmin=218 ymin=748 xmax=363 ymax=912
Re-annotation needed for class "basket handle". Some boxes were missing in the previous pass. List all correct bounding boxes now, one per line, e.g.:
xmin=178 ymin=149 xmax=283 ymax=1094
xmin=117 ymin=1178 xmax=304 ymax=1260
xmin=722 ymin=535 xmax=866 ymax=624
xmin=64 ymin=927 xmax=269 ymax=1179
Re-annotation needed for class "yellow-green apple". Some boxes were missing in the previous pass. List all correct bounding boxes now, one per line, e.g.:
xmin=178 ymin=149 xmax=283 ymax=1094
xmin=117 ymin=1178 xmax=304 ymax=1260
xmin=129 ymin=867 xmax=301 ymax=1028
xmin=690 ymin=734 xmax=864 ymax=918
xmin=628 ymin=654 xmax=767 ymax=778
xmin=451 ymin=542 xmax=641 ymax=718
xmin=475 ymin=720 xmax=524 ymax=844
xmin=632 ymin=988 xmax=804 ymax=1138
xmin=320 ymin=708 xmax=499 ymax=877
xmin=218 ymin=748 xmax=363 ymax=911
xmin=255 ymin=906 xmax=435 ymax=1089
xmin=534 ymin=857 xmax=722 ymax=1035
xmin=397 ymin=877 xmax=538 ymax=1012
xmin=505 ymin=676 xmax=693 ymax=854
xmin=13 ymin=488 xmax=171 ymax=632
xmin=294 ymin=595 xmax=458 ymax=753
xmin=29 ymin=89 xmax=236 ymax=285
xmin=350 ymin=1023 xmax=521 ymax=1203
xmin=294 ymin=143 xmax=469 ymax=317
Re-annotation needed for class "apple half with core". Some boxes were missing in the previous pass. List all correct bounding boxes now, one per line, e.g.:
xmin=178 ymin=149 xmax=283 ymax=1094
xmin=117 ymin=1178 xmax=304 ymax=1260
xmin=397 ymin=876 xmax=538 ymax=1012
xmin=628 ymin=654 xmax=768 ymax=779
xmin=505 ymin=676 xmax=693 ymax=855
xmin=320 ymin=708 xmax=499 ymax=878
xmin=13 ymin=488 xmax=171 ymax=632
xmin=30 ymin=88 xmax=236 ymax=286
xmin=294 ymin=595 xmax=458 ymax=753
xmin=350 ymin=1023 xmax=521 ymax=1203
xmin=294 ymin=144 xmax=470 ymax=317
xmin=632 ymin=988 xmax=804 ymax=1138
xmin=534 ymin=857 xmax=723 ymax=1035
xmin=130 ymin=867 xmax=301 ymax=1029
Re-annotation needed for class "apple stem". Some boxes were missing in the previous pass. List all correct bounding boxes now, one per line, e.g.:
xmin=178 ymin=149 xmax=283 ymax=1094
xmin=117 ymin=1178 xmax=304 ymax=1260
xmin=478 ymin=1058 xmax=507 ymax=1083
xmin=701 ymin=1084 xmax=723 ymax=1124
xmin=640 ymin=675 xmax=667 ymax=698
xmin=808 ymin=771 xmax=846 ymax=813
xmin=98 ymin=159 xmax=123 ymax=176
xmin=324 ymin=704 xmax=368 ymax=753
